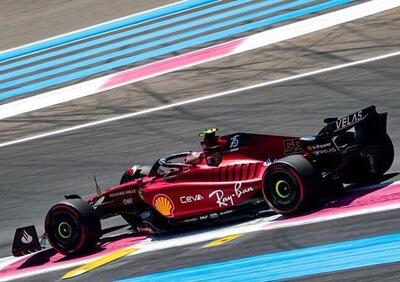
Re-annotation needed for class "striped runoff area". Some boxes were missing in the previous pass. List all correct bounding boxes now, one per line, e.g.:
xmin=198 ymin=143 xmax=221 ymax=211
xmin=0 ymin=0 xmax=356 ymax=102
xmin=117 ymin=233 xmax=400 ymax=282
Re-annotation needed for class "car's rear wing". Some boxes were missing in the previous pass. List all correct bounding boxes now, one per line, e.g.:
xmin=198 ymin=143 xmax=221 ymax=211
xmin=317 ymin=105 xmax=387 ymax=139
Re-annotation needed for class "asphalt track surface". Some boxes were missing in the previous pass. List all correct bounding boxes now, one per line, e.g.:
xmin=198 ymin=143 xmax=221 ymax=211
xmin=1 ymin=1 xmax=400 ymax=281
xmin=2 ymin=54 xmax=400 ymax=280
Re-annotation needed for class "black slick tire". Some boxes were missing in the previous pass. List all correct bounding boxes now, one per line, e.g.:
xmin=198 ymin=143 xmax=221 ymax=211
xmin=262 ymin=155 xmax=322 ymax=215
xmin=44 ymin=199 xmax=101 ymax=256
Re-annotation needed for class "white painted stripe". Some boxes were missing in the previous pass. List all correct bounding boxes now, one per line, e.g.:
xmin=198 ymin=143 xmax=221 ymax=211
xmin=0 ymin=49 xmax=399 ymax=149
xmin=0 ymin=0 xmax=188 ymax=55
xmin=131 ymin=202 xmax=400 ymax=257
xmin=130 ymin=181 xmax=400 ymax=256
xmin=0 ymin=255 xmax=118 ymax=282
xmin=1 ymin=0 xmax=399 ymax=120
xmin=0 ymin=78 xmax=104 ymax=120
xmin=263 ymin=201 xmax=400 ymax=231
xmin=233 ymin=0 xmax=400 ymax=54
xmin=0 ymin=257 xmax=20 ymax=271
xmin=0 ymin=238 xmax=153 ymax=282
xmin=1 ymin=181 xmax=399 ymax=281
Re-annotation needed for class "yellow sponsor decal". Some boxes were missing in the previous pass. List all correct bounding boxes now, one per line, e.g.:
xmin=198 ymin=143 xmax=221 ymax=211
xmin=61 ymin=247 xmax=139 ymax=279
xmin=153 ymin=194 xmax=175 ymax=217
xmin=202 ymin=234 xmax=244 ymax=248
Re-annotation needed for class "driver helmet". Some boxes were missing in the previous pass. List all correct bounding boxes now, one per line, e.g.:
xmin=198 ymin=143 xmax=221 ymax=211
xmin=199 ymin=128 xmax=219 ymax=150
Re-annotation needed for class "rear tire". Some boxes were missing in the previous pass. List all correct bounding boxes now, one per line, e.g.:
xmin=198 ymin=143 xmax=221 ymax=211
xmin=344 ymin=134 xmax=394 ymax=184
xmin=263 ymin=155 xmax=322 ymax=215
xmin=45 ymin=199 xmax=101 ymax=255
xmin=370 ymin=134 xmax=394 ymax=177
xmin=323 ymin=176 xmax=344 ymax=197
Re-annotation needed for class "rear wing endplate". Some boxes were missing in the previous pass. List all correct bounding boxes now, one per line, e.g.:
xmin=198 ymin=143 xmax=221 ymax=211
xmin=318 ymin=105 xmax=379 ymax=137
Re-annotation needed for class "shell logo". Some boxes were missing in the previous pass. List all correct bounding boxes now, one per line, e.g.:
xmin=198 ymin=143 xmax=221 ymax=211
xmin=153 ymin=194 xmax=175 ymax=217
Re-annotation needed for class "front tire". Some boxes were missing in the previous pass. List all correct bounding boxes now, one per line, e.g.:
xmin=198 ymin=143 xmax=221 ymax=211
xmin=45 ymin=199 xmax=101 ymax=255
xmin=263 ymin=155 xmax=322 ymax=215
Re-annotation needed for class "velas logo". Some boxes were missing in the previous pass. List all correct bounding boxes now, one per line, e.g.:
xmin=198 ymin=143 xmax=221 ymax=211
xmin=153 ymin=194 xmax=175 ymax=217
xmin=335 ymin=110 xmax=363 ymax=130
xmin=21 ymin=230 xmax=33 ymax=244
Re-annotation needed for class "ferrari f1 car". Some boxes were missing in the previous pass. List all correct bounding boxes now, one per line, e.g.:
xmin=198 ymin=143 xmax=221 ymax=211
xmin=12 ymin=105 xmax=394 ymax=256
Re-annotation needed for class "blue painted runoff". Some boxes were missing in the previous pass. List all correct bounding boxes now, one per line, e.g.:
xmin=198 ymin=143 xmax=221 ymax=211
xmin=0 ymin=0 xmax=216 ymax=62
xmin=0 ymin=0 xmax=253 ymax=72
xmin=0 ymin=0 xmax=282 ymax=80
xmin=117 ymin=232 xmax=400 ymax=282
xmin=0 ymin=0 xmax=351 ymax=100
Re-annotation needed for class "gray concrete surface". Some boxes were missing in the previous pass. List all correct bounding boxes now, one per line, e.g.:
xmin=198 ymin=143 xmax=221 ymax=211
xmin=0 ymin=0 xmax=174 ymax=51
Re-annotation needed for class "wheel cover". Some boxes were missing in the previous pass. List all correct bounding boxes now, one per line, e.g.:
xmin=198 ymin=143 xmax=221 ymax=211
xmin=49 ymin=210 xmax=81 ymax=251
xmin=266 ymin=169 xmax=301 ymax=212
xmin=58 ymin=222 xmax=72 ymax=239
xmin=275 ymin=180 xmax=291 ymax=199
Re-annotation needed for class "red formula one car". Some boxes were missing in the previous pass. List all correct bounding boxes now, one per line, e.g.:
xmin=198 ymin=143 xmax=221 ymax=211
xmin=12 ymin=106 xmax=394 ymax=256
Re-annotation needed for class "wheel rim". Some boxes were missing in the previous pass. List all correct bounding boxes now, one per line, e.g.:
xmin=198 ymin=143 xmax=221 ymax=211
xmin=275 ymin=180 xmax=291 ymax=199
xmin=58 ymin=222 xmax=72 ymax=239
xmin=50 ymin=211 xmax=80 ymax=250
xmin=266 ymin=169 xmax=301 ymax=211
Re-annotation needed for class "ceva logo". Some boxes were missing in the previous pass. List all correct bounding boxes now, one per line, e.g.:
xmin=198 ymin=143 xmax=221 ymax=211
xmin=180 ymin=194 xmax=204 ymax=204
